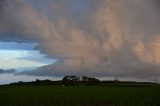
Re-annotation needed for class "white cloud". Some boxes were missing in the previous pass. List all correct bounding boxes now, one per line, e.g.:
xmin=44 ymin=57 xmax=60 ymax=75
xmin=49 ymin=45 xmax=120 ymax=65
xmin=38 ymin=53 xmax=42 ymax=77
xmin=0 ymin=50 xmax=53 ymax=71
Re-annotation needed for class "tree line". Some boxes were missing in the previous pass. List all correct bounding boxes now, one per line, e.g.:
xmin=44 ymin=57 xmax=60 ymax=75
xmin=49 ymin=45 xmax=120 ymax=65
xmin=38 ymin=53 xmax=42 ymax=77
xmin=7 ymin=75 xmax=154 ymax=87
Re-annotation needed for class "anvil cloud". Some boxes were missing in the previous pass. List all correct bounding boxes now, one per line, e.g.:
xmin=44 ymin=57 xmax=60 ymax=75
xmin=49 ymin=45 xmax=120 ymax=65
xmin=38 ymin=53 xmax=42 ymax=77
xmin=0 ymin=0 xmax=160 ymax=80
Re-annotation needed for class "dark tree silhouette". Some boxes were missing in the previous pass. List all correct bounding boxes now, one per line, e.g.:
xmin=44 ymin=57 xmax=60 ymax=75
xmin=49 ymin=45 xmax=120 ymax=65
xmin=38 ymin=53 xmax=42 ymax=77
xmin=6 ymin=75 xmax=154 ymax=87
xmin=62 ymin=76 xmax=100 ymax=86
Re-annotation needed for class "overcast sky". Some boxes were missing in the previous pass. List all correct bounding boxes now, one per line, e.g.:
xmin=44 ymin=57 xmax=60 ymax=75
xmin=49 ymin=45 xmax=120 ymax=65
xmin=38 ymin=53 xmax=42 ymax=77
xmin=0 ymin=0 xmax=160 ymax=83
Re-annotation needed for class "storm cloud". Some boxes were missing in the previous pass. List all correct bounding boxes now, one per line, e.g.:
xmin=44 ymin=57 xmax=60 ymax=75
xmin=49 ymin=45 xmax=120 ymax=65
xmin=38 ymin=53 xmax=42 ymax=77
xmin=0 ymin=69 xmax=16 ymax=74
xmin=0 ymin=0 xmax=160 ymax=80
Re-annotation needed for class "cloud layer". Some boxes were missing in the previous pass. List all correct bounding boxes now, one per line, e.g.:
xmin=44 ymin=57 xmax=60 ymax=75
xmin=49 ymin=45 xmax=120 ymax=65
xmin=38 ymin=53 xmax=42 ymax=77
xmin=0 ymin=69 xmax=16 ymax=74
xmin=0 ymin=0 xmax=160 ymax=80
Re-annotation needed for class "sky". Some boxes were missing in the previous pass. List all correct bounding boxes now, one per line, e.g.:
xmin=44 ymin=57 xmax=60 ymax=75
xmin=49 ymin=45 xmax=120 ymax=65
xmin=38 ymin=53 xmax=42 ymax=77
xmin=0 ymin=42 xmax=54 ymax=71
xmin=0 ymin=0 xmax=160 ymax=84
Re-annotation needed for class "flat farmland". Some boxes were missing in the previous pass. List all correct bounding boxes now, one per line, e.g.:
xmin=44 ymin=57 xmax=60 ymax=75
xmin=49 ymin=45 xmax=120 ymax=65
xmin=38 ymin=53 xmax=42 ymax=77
xmin=0 ymin=85 xmax=159 ymax=106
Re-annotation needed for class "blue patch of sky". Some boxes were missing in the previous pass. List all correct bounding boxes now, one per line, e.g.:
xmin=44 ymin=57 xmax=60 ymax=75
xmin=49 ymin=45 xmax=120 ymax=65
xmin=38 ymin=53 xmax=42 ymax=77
xmin=0 ymin=42 xmax=56 ymax=72
xmin=26 ymin=0 xmax=87 ymax=14
xmin=0 ymin=42 xmax=37 ymax=50
xmin=0 ymin=33 xmax=33 ymax=42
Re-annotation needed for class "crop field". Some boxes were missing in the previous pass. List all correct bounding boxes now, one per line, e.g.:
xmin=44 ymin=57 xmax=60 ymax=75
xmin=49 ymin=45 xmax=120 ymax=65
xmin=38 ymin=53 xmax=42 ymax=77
xmin=0 ymin=85 xmax=160 ymax=106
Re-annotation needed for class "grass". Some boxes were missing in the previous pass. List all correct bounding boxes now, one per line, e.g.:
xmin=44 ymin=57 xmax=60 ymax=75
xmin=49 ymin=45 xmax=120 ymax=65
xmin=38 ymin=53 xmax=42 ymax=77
xmin=0 ymin=85 xmax=159 ymax=106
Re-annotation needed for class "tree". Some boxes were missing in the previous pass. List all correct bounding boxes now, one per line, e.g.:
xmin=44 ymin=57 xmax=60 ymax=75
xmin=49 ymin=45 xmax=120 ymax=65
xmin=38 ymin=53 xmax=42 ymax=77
xmin=62 ymin=76 xmax=80 ymax=86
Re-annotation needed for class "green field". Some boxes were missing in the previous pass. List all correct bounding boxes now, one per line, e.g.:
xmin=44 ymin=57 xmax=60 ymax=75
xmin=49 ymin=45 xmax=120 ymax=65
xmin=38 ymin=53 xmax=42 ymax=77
xmin=0 ymin=86 xmax=160 ymax=106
